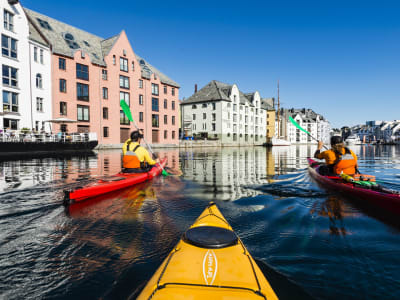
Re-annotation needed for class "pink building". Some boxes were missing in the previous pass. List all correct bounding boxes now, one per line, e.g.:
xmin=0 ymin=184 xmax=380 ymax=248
xmin=25 ymin=9 xmax=179 ymax=146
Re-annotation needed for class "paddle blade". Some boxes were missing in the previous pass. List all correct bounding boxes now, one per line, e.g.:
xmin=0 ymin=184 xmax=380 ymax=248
xmin=162 ymin=169 xmax=169 ymax=176
xmin=120 ymin=100 xmax=133 ymax=122
xmin=289 ymin=116 xmax=311 ymax=135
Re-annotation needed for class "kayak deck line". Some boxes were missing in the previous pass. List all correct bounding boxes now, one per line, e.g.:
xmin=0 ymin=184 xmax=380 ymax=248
xmin=63 ymin=158 xmax=167 ymax=205
xmin=137 ymin=202 xmax=278 ymax=300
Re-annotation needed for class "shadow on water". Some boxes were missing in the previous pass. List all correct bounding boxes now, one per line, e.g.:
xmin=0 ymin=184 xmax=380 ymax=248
xmin=253 ymin=182 xmax=328 ymax=198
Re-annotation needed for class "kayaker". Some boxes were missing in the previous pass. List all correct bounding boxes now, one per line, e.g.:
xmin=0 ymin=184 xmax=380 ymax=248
xmin=122 ymin=130 xmax=159 ymax=173
xmin=314 ymin=136 xmax=358 ymax=176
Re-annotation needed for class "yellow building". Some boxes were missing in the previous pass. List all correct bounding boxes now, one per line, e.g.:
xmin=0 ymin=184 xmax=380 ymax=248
xmin=261 ymin=98 xmax=276 ymax=143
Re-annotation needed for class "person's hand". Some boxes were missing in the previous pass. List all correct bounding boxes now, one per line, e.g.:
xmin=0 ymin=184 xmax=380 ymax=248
xmin=318 ymin=141 xmax=324 ymax=150
xmin=155 ymin=158 xmax=160 ymax=163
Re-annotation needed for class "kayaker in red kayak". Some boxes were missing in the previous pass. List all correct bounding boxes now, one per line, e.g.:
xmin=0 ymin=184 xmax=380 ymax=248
xmin=122 ymin=130 xmax=159 ymax=173
xmin=314 ymin=136 xmax=358 ymax=176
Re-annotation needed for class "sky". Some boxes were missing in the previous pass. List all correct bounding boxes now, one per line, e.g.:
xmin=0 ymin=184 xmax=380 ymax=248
xmin=22 ymin=0 xmax=400 ymax=128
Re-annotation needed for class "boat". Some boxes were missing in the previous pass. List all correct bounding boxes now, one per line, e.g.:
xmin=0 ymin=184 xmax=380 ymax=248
xmin=307 ymin=158 xmax=400 ymax=214
xmin=64 ymin=158 xmax=167 ymax=205
xmin=136 ymin=202 xmax=278 ymax=300
xmin=344 ymin=134 xmax=361 ymax=145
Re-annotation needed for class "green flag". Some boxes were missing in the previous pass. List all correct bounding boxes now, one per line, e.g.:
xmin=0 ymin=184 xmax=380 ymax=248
xmin=289 ymin=116 xmax=311 ymax=135
xmin=120 ymin=100 xmax=133 ymax=122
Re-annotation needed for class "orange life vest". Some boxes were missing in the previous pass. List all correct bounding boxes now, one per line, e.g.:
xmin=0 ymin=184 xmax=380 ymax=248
xmin=333 ymin=147 xmax=357 ymax=175
xmin=122 ymin=143 xmax=141 ymax=169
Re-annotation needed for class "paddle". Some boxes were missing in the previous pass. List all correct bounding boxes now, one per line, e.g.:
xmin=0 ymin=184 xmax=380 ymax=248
xmin=120 ymin=99 xmax=169 ymax=176
xmin=289 ymin=116 xmax=329 ymax=150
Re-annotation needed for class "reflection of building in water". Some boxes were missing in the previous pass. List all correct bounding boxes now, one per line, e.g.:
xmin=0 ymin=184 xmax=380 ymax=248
xmin=180 ymin=147 xmax=269 ymax=201
xmin=272 ymin=145 xmax=312 ymax=172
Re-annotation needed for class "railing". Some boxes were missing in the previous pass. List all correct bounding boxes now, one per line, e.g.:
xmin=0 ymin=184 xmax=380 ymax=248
xmin=0 ymin=131 xmax=97 ymax=143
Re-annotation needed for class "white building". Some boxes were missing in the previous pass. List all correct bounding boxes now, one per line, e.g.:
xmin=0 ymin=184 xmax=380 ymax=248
xmin=1 ymin=0 xmax=52 ymax=132
xmin=180 ymin=80 xmax=267 ymax=145
xmin=281 ymin=108 xmax=331 ymax=144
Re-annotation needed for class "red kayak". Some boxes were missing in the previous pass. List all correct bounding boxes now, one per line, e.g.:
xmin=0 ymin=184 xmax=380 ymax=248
xmin=308 ymin=158 xmax=400 ymax=214
xmin=64 ymin=158 xmax=167 ymax=204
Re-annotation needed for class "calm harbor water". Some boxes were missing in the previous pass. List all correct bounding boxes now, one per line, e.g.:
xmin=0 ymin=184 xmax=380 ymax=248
xmin=0 ymin=145 xmax=400 ymax=299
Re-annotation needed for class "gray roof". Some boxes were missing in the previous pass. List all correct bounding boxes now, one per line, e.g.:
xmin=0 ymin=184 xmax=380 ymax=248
xmin=182 ymin=80 xmax=257 ymax=106
xmin=27 ymin=20 xmax=49 ymax=47
xmin=261 ymin=97 xmax=274 ymax=110
xmin=24 ymin=8 xmax=180 ymax=87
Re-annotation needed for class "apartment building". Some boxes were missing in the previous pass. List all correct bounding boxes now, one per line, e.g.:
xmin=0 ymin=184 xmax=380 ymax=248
xmin=180 ymin=80 xmax=267 ymax=145
xmin=24 ymin=8 xmax=179 ymax=145
xmin=1 ymin=0 xmax=52 ymax=131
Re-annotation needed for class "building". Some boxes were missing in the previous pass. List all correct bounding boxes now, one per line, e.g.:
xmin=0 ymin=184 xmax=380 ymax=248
xmin=1 ymin=0 xmax=52 ymax=132
xmin=279 ymin=108 xmax=331 ymax=144
xmin=261 ymin=97 xmax=275 ymax=143
xmin=24 ymin=8 xmax=179 ymax=145
xmin=180 ymin=80 xmax=267 ymax=145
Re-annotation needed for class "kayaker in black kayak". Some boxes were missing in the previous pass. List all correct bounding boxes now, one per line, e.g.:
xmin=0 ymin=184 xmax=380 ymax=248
xmin=314 ymin=136 xmax=358 ymax=176
xmin=122 ymin=130 xmax=159 ymax=173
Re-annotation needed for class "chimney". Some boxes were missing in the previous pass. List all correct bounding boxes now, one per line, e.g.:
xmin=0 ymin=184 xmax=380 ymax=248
xmin=194 ymin=84 xmax=198 ymax=93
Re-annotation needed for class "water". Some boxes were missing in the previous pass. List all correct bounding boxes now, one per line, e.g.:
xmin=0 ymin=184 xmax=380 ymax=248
xmin=0 ymin=145 xmax=400 ymax=299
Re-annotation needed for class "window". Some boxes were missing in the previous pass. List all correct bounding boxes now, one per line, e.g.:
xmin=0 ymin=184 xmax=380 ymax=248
xmin=113 ymin=55 xmax=116 ymax=65
xmin=212 ymin=103 xmax=216 ymax=110
xmin=103 ymin=127 xmax=109 ymax=137
xmin=120 ymin=110 xmax=130 ymax=125
xmin=139 ymin=79 xmax=143 ymax=88
xmin=233 ymin=114 xmax=237 ymax=122
xmin=193 ymin=114 xmax=196 ymax=120
xmin=192 ymin=104 xmax=197 ymax=109
xmin=131 ymin=61 xmax=134 ymax=71
xmin=234 ymin=95 xmax=237 ymax=102
xmin=172 ymin=101 xmax=175 ymax=110
xmin=3 ymin=118 xmax=18 ymax=130
xmin=152 ymin=98 xmax=159 ymax=111
xmin=172 ymin=131 xmax=175 ymax=139
xmin=164 ymin=115 xmax=168 ymax=124
xmin=152 ymin=114 xmax=159 ymax=127
xmin=152 ymin=83 xmax=159 ymax=95
xmin=2 ymin=65 xmax=18 ymax=87
xmin=59 ymin=79 xmax=66 ymax=92
xmin=4 ymin=10 xmax=14 ymax=31
xmin=36 ymin=74 xmax=42 ymax=88
xmin=1 ymin=34 xmax=17 ymax=58
xmin=59 ymin=58 xmax=66 ymax=70
xmin=102 ymin=87 xmax=108 ymax=99
xmin=164 ymin=130 xmax=167 ymax=139
xmin=120 ymin=91 xmax=130 ymax=106
xmin=233 ymin=104 xmax=237 ymax=111
xmin=2 ymin=90 xmax=18 ymax=112
xmin=120 ymin=57 xmax=128 ymax=72
xmin=164 ymin=86 xmax=167 ymax=94
xmin=102 ymin=69 xmax=107 ymax=80
xmin=77 ymin=83 xmax=89 ymax=101
xmin=35 ymin=121 xmax=39 ymax=131
xmin=212 ymin=123 xmax=216 ymax=131
xmin=172 ymin=116 xmax=175 ymax=125
xmin=60 ymin=102 xmax=67 ymax=115
xmin=164 ymin=99 xmax=167 ymax=109
xmin=120 ymin=75 xmax=129 ymax=89
xmin=202 ymin=103 xmax=207 ymax=108
xmin=212 ymin=113 xmax=216 ymax=121
xmin=76 ymin=63 xmax=89 ymax=80
xmin=103 ymin=107 xmax=108 ymax=119
xmin=40 ymin=49 xmax=44 ymax=64
xmin=77 ymin=105 xmax=90 ymax=121
xmin=227 ymin=103 xmax=231 ymax=108
xmin=172 ymin=87 xmax=175 ymax=96
xmin=36 ymin=97 xmax=43 ymax=112
xmin=139 ymin=111 xmax=143 ymax=122
xmin=37 ymin=18 xmax=52 ymax=30
xmin=203 ymin=113 xmax=206 ymax=120
xmin=139 ymin=94 xmax=143 ymax=105
xmin=60 ymin=124 xmax=67 ymax=132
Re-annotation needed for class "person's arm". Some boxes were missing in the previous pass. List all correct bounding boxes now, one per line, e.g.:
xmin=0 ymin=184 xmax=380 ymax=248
xmin=143 ymin=149 xmax=158 ymax=165
xmin=314 ymin=141 xmax=324 ymax=158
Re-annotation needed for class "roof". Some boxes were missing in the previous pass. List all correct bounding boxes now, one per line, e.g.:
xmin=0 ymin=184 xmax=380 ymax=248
xmin=182 ymin=80 xmax=259 ymax=106
xmin=261 ymin=98 xmax=274 ymax=110
xmin=27 ymin=20 xmax=49 ymax=47
xmin=24 ymin=8 xmax=180 ymax=87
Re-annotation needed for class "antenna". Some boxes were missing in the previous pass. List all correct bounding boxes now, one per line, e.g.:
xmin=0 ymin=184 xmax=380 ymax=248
xmin=277 ymin=80 xmax=280 ymax=138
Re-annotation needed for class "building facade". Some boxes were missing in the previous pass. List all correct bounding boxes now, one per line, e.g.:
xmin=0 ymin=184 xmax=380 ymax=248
xmin=1 ymin=0 xmax=52 ymax=132
xmin=180 ymin=80 xmax=267 ymax=145
xmin=24 ymin=8 xmax=179 ymax=145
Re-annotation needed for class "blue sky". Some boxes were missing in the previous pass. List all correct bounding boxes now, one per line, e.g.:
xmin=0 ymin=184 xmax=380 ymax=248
xmin=23 ymin=0 xmax=400 ymax=128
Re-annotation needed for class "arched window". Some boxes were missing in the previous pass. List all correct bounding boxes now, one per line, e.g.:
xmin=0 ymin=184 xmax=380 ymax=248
xmin=36 ymin=74 xmax=42 ymax=88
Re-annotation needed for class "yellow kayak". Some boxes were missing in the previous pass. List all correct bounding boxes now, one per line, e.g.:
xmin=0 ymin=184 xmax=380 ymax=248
xmin=137 ymin=202 xmax=279 ymax=300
